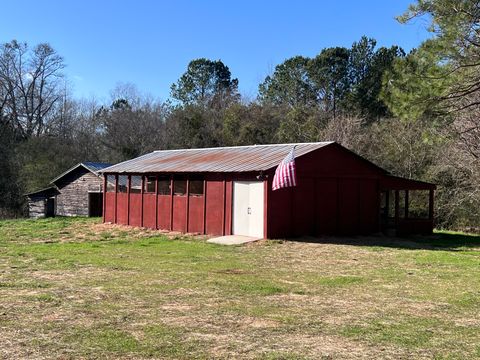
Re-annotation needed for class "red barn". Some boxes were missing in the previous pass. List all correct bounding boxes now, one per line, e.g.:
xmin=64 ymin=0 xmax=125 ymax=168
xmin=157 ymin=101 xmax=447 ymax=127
xmin=100 ymin=142 xmax=436 ymax=238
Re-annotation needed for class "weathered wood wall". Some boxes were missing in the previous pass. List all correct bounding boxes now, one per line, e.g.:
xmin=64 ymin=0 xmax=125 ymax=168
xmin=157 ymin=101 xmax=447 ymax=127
xmin=28 ymin=198 xmax=46 ymax=218
xmin=55 ymin=168 xmax=103 ymax=217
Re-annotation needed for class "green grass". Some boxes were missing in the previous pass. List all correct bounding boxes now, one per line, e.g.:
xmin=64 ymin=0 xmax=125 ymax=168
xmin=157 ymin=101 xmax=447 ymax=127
xmin=0 ymin=217 xmax=479 ymax=359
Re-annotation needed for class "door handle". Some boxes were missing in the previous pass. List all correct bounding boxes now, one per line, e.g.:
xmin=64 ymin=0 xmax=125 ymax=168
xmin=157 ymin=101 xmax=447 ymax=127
xmin=247 ymin=207 xmax=252 ymax=215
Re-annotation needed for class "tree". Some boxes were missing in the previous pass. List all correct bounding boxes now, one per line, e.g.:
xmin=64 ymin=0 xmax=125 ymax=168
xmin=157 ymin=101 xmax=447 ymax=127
xmin=259 ymin=39 xmax=403 ymax=121
xmin=98 ymin=84 xmax=168 ymax=161
xmin=348 ymin=38 xmax=405 ymax=120
xmin=222 ymin=103 xmax=282 ymax=146
xmin=0 ymin=124 xmax=23 ymax=216
xmin=380 ymin=0 xmax=480 ymax=228
xmin=170 ymin=58 xmax=239 ymax=107
xmin=258 ymin=56 xmax=317 ymax=109
xmin=309 ymin=47 xmax=350 ymax=119
xmin=0 ymin=40 xmax=65 ymax=139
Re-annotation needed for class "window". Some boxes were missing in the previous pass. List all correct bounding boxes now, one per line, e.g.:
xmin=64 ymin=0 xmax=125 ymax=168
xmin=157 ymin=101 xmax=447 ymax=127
xmin=158 ymin=177 xmax=171 ymax=195
xmin=118 ymin=175 xmax=128 ymax=193
xmin=174 ymin=180 xmax=187 ymax=196
xmin=144 ymin=176 xmax=156 ymax=193
xmin=106 ymin=175 xmax=115 ymax=192
xmin=130 ymin=176 xmax=142 ymax=194
xmin=189 ymin=180 xmax=204 ymax=196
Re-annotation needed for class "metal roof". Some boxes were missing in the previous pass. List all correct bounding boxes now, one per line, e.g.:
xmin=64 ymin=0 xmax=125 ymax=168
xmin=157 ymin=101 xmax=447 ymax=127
xmin=83 ymin=162 xmax=113 ymax=173
xmin=51 ymin=162 xmax=112 ymax=184
xmin=100 ymin=142 xmax=334 ymax=174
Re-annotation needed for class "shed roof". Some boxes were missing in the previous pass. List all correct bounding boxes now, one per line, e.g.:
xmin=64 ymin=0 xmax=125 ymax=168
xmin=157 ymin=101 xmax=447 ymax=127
xmin=100 ymin=142 xmax=334 ymax=174
xmin=51 ymin=162 xmax=112 ymax=184
xmin=25 ymin=186 xmax=59 ymax=198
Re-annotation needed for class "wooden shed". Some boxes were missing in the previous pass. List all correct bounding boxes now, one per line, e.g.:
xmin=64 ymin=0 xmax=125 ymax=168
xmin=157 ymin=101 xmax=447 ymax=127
xmin=100 ymin=142 xmax=436 ymax=238
xmin=26 ymin=162 xmax=112 ymax=218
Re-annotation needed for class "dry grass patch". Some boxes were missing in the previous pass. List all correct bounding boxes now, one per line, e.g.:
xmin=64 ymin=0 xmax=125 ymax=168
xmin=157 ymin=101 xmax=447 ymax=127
xmin=0 ymin=218 xmax=479 ymax=359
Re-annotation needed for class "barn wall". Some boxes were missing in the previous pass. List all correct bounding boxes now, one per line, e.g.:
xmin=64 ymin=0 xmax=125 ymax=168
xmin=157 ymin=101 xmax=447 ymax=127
xmin=55 ymin=168 xmax=104 ymax=217
xmin=266 ymin=145 xmax=383 ymax=238
xmin=172 ymin=196 xmax=187 ymax=232
xmin=103 ymin=173 xmax=235 ymax=236
xmin=157 ymin=195 xmax=171 ymax=230
xmin=188 ymin=196 xmax=204 ymax=233
xmin=267 ymin=176 xmax=380 ymax=238
xmin=143 ymin=194 xmax=156 ymax=229
xmin=28 ymin=198 xmax=46 ymax=219
xmin=116 ymin=193 xmax=128 ymax=224
xmin=104 ymin=192 xmax=115 ymax=222
xmin=129 ymin=194 xmax=142 ymax=226
xmin=205 ymin=177 xmax=225 ymax=235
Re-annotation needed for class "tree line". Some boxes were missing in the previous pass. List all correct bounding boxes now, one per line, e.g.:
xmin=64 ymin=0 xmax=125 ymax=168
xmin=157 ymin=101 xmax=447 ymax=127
xmin=1 ymin=0 xmax=479 ymax=229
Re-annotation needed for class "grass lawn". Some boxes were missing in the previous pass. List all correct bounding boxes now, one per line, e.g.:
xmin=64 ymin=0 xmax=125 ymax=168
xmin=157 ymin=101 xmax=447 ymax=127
xmin=0 ymin=217 xmax=479 ymax=359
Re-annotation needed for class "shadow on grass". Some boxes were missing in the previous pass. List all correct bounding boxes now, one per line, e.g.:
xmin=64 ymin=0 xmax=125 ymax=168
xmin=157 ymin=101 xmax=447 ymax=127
xmin=289 ymin=231 xmax=480 ymax=251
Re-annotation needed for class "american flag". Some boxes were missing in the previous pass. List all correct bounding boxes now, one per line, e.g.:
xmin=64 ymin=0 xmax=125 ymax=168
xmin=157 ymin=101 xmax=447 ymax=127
xmin=272 ymin=147 xmax=297 ymax=191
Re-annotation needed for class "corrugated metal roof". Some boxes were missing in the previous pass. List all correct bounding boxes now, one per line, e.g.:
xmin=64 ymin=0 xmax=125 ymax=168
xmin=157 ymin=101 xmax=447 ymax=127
xmin=83 ymin=162 xmax=113 ymax=173
xmin=100 ymin=142 xmax=334 ymax=174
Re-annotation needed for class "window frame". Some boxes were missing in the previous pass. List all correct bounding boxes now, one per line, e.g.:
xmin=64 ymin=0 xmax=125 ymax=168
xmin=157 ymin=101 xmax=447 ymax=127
xmin=173 ymin=178 xmax=187 ymax=196
xmin=157 ymin=176 xmax=171 ymax=195
xmin=144 ymin=176 xmax=156 ymax=194
xmin=106 ymin=175 xmax=116 ymax=193
xmin=130 ymin=175 xmax=142 ymax=194
xmin=189 ymin=179 xmax=204 ymax=196
xmin=117 ymin=175 xmax=128 ymax=193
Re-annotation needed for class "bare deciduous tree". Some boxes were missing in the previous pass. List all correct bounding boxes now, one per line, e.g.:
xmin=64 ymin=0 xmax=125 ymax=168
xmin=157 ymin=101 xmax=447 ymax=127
xmin=0 ymin=40 xmax=65 ymax=138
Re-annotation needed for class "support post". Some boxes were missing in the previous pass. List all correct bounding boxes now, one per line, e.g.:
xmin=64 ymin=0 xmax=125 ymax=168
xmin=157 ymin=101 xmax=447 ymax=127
xmin=155 ymin=176 xmax=159 ymax=230
xmin=127 ymin=175 xmax=131 ymax=225
xmin=222 ymin=179 xmax=226 ymax=236
xmin=102 ymin=175 xmax=107 ymax=223
xmin=394 ymin=190 xmax=399 ymax=227
xmin=169 ymin=176 xmax=174 ymax=231
xmin=114 ymin=175 xmax=118 ymax=224
xmin=429 ymin=189 xmax=434 ymax=220
xmin=405 ymin=190 xmax=409 ymax=219
xmin=141 ymin=176 xmax=145 ymax=227
xmin=264 ymin=178 xmax=269 ymax=239
xmin=185 ymin=179 xmax=190 ymax=233
xmin=202 ymin=180 xmax=207 ymax=235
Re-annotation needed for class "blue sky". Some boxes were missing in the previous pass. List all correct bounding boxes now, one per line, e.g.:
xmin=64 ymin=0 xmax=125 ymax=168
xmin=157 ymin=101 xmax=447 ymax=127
xmin=1 ymin=0 xmax=430 ymax=102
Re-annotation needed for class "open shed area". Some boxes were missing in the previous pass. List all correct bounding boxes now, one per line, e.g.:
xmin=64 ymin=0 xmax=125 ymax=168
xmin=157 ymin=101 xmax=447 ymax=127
xmin=0 ymin=218 xmax=479 ymax=359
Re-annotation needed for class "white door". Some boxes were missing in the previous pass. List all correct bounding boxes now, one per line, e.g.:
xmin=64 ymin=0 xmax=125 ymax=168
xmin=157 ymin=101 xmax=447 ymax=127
xmin=233 ymin=181 xmax=264 ymax=238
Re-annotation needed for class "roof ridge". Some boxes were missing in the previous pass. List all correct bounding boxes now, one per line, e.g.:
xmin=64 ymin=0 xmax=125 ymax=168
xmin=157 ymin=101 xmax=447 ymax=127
xmin=152 ymin=141 xmax=334 ymax=153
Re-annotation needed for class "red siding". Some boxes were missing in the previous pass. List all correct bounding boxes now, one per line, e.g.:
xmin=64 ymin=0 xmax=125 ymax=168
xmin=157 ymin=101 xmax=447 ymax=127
xmin=129 ymin=194 xmax=142 ymax=226
xmin=104 ymin=192 xmax=115 ymax=223
xmin=292 ymin=178 xmax=315 ymax=236
xmin=206 ymin=180 xmax=224 ymax=235
xmin=188 ymin=196 xmax=204 ymax=233
xmin=359 ymin=179 xmax=379 ymax=234
xmin=143 ymin=194 xmax=156 ymax=229
xmin=116 ymin=193 xmax=128 ymax=225
xmin=338 ymin=179 xmax=359 ymax=235
xmin=157 ymin=195 xmax=171 ymax=230
xmin=173 ymin=195 xmax=187 ymax=232
xmin=315 ymin=179 xmax=338 ymax=235
xmin=267 ymin=183 xmax=293 ymax=238
xmin=224 ymin=180 xmax=232 ymax=235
